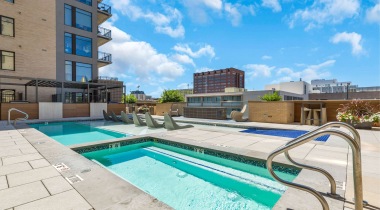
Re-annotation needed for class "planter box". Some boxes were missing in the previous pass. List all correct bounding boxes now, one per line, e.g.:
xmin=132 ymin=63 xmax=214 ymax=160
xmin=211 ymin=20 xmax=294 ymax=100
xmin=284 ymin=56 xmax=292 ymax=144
xmin=346 ymin=121 xmax=372 ymax=130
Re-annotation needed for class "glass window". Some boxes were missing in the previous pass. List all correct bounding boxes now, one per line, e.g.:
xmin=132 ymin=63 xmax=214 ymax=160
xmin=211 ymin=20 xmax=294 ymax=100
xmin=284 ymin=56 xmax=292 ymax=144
xmin=76 ymin=8 xmax=92 ymax=32
xmin=64 ymin=4 xmax=72 ymax=26
xmin=76 ymin=35 xmax=92 ymax=57
xmin=76 ymin=62 xmax=92 ymax=82
xmin=1 ymin=16 xmax=14 ymax=36
xmin=64 ymin=33 xmax=72 ymax=54
xmin=4 ymin=0 xmax=14 ymax=3
xmin=65 ymin=61 xmax=72 ymax=81
xmin=1 ymin=51 xmax=15 ymax=70
xmin=76 ymin=0 xmax=92 ymax=6
xmin=1 ymin=89 xmax=15 ymax=102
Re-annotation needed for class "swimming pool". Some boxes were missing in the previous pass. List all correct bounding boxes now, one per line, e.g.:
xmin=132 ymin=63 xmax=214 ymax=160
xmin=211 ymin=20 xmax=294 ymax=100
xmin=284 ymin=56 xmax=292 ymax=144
xmin=82 ymin=141 xmax=299 ymax=209
xmin=29 ymin=121 xmax=130 ymax=146
xmin=241 ymin=128 xmax=330 ymax=141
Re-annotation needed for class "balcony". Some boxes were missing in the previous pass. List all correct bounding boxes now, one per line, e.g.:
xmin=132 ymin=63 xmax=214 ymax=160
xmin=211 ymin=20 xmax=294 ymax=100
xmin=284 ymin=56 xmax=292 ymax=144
xmin=97 ymin=26 xmax=112 ymax=46
xmin=98 ymin=51 xmax=112 ymax=67
xmin=97 ymin=2 xmax=112 ymax=25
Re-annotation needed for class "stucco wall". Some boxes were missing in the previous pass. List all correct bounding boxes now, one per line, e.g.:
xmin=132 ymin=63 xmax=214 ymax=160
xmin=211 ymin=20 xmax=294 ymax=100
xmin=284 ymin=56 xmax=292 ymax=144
xmin=248 ymin=101 xmax=294 ymax=124
xmin=155 ymin=102 xmax=187 ymax=116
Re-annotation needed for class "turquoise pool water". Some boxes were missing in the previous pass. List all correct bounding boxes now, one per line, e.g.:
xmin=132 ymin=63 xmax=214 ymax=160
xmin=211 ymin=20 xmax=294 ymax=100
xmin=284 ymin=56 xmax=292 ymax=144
xmin=29 ymin=121 xmax=129 ymax=146
xmin=83 ymin=142 xmax=297 ymax=209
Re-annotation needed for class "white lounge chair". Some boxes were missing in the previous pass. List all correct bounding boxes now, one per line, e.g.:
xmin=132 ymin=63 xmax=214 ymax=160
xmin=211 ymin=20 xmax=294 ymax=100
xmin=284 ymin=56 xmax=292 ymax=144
xmin=164 ymin=113 xmax=193 ymax=130
xmin=169 ymin=103 xmax=179 ymax=117
xmin=145 ymin=112 xmax=164 ymax=128
xmin=230 ymin=105 xmax=248 ymax=122
xmin=121 ymin=111 xmax=133 ymax=124
xmin=132 ymin=111 xmax=146 ymax=126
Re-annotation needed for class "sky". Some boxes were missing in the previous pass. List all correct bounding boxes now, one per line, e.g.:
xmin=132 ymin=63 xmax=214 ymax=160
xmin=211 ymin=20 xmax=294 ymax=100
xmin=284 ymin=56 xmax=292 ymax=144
xmin=99 ymin=0 xmax=380 ymax=97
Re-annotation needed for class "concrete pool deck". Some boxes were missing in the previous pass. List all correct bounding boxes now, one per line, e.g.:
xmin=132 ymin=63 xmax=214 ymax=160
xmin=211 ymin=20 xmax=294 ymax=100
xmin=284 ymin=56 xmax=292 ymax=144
xmin=0 ymin=117 xmax=379 ymax=209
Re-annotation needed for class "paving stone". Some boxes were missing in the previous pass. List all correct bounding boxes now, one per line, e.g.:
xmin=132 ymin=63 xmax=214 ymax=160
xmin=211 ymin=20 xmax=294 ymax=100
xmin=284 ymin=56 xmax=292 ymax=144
xmin=0 ymin=175 xmax=7 ymax=190
xmin=2 ymin=153 xmax=43 ymax=165
xmin=19 ymin=147 xmax=38 ymax=154
xmin=0 ymin=162 xmax=32 ymax=176
xmin=0 ymin=141 xmax=16 ymax=147
xmin=29 ymin=159 xmax=50 ymax=169
xmin=42 ymin=176 xmax=73 ymax=195
xmin=7 ymin=166 xmax=60 ymax=187
xmin=0 ymin=181 xmax=50 ymax=210
xmin=0 ymin=149 xmax=22 ymax=158
xmin=15 ymin=190 xmax=92 ymax=210
xmin=0 ymin=144 xmax=35 ymax=152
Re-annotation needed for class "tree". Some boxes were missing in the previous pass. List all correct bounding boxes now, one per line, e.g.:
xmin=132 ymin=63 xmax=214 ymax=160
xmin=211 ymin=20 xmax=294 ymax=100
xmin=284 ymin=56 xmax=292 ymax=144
xmin=259 ymin=91 xmax=282 ymax=101
xmin=159 ymin=90 xmax=184 ymax=103
xmin=121 ymin=94 xmax=137 ymax=104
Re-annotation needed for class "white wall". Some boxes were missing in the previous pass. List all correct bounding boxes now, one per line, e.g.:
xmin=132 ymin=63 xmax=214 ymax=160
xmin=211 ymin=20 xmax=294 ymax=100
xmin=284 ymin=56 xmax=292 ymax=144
xmin=39 ymin=102 xmax=63 ymax=119
xmin=90 ymin=103 xmax=107 ymax=118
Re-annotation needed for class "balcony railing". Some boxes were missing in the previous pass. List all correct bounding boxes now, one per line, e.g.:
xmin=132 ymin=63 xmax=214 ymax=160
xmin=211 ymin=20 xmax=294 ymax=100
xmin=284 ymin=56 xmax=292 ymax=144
xmin=98 ymin=26 xmax=111 ymax=39
xmin=98 ymin=51 xmax=112 ymax=62
xmin=96 ymin=76 xmax=118 ymax=81
xmin=187 ymin=101 xmax=243 ymax=108
xmin=98 ymin=2 xmax=111 ymax=14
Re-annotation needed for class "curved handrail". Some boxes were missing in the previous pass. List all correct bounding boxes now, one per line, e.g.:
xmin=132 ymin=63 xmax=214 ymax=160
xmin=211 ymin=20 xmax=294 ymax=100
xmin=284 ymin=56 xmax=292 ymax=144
xmin=8 ymin=108 xmax=29 ymax=125
xmin=283 ymin=122 xmax=360 ymax=195
xmin=267 ymin=128 xmax=363 ymax=210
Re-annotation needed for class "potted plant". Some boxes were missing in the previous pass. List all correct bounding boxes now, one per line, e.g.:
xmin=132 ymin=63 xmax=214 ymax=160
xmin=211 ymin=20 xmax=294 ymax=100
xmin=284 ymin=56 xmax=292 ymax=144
xmin=137 ymin=105 xmax=150 ymax=114
xmin=336 ymin=100 xmax=379 ymax=129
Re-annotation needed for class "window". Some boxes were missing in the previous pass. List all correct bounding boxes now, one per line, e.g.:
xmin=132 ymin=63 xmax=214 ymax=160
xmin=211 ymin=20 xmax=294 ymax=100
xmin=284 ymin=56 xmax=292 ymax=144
xmin=0 ymin=16 xmax=14 ymax=36
xmin=1 ymin=89 xmax=15 ymax=102
xmin=76 ymin=9 xmax=92 ymax=31
xmin=4 ymin=0 xmax=14 ymax=3
xmin=1 ymin=50 xmax=15 ymax=70
xmin=64 ymin=33 xmax=92 ymax=58
xmin=64 ymin=4 xmax=92 ymax=32
xmin=64 ymin=33 xmax=72 ymax=54
xmin=76 ymin=0 xmax=92 ymax=6
xmin=65 ymin=61 xmax=73 ymax=81
xmin=76 ymin=62 xmax=92 ymax=82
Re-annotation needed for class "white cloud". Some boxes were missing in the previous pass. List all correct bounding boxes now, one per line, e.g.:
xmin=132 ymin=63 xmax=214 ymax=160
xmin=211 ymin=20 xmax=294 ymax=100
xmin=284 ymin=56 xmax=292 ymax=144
xmin=262 ymin=0 xmax=282 ymax=12
xmin=289 ymin=0 xmax=360 ymax=30
xmin=195 ymin=67 xmax=214 ymax=73
xmin=177 ymin=83 xmax=191 ymax=89
xmin=244 ymin=64 xmax=275 ymax=77
xmin=99 ymin=22 xmax=185 ymax=83
xmin=171 ymin=54 xmax=195 ymax=66
xmin=261 ymin=55 xmax=272 ymax=60
xmin=330 ymin=32 xmax=363 ymax=55
xmin=148 ymin=86 xmax=166 ymax=98
xmin=173 ymin=44 xmax=215 ymax=58
xmin=110 ymin=0 xmax=185 ymax=38
xmin=366 ymin=2 xmax=380 ymax=24
xmin=224 ymin=3 xmax=242 ymax=26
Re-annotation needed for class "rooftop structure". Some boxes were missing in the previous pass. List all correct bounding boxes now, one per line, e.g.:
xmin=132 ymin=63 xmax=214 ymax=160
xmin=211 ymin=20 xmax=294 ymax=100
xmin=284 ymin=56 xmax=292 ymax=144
xmin=311 ymin=79 xmax=351 ymax=93
xmin=265 ymin=80 xmax=311 ymax=100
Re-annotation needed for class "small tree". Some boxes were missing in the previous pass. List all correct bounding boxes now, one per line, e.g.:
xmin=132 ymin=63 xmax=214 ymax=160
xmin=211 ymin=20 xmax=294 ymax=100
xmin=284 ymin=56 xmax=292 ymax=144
xmin=159 ymin=90 xmax=184 ymax=103
xmin=259 ymin=91 xmax=282 ymax=101
xmin=121 ymin=94 xmax=137 ymax=104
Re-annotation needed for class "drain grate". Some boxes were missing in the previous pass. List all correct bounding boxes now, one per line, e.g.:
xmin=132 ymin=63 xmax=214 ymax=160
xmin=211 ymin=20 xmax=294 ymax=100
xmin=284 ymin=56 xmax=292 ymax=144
xmin=53 ymin=163 xmax=70 ymax=172
xmin=65 ymin=175 xmax=83 ymax=184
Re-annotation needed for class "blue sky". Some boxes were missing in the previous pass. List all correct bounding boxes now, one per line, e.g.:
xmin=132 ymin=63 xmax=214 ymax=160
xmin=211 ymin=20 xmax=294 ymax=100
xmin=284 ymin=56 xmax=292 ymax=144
xmin=99 ymin=0 xmax=380 ymax=97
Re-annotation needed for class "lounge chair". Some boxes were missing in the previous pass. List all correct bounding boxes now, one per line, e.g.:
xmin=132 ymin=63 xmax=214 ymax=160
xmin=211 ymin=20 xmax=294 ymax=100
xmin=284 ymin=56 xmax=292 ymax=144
xmin=103 ymin=110 xmax=112 ymax=121
xmin=169 ymin=103 xmax=179 ymax=117
xmin=121 ymin=111 xmax=133 ymax=124
xmin=164 ymin=113 xmax=194 ymax=130
xmin=145 ymin=112 xmax=164 ymax=128
xmin=110 ymin=111 xmax=121 ymax=122
xmin=132 ymin=111 xmax=146 ymax=126
xmin=231 ymin=104 xmax=248 ymax=122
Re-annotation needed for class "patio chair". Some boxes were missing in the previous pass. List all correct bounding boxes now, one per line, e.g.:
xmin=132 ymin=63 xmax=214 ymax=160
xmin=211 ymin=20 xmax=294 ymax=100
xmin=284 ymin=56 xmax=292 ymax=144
xmin=169 ymin=103 xmax=179 ymax=117
xmin=121 ymin=111 xmax=133 ymax=124
xmin=102 ymin=110 xmax=112 ymax=121
xmin=110 ymin=111 xmax=122 ymax=122
xmin=132 ymin=111 xmax=147 ymax=126
xmin=164 ymin=113 xmax=194 ymax=130
xmin=145 ymin=112 xmax=164 ymax=128
xmin=231 ymin=104 xmax=248 ymax=122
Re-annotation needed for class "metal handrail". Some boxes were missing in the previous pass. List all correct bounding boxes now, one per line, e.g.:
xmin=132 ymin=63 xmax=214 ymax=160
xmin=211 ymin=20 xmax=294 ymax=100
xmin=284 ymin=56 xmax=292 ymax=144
xmin=266 ymin=124 xmax=363 ymax=210
xmin=283 ymin=122 xmax=360 ymax=195
xmin=8 ymin=108 xmax=29 ymax=125
xmin=98 ymin=51 xmax=112 ymax=62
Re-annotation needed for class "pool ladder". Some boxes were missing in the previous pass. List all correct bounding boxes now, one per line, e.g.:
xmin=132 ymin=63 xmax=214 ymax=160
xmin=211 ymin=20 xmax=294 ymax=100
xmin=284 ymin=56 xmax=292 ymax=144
xmin=266 ymin=122 xmax=363 ymax=210
xmin=8 ymin=108 xmax=29 ymax=126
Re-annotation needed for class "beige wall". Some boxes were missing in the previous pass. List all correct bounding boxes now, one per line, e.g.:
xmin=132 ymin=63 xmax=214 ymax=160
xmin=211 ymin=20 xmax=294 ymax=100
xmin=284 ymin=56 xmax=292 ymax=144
xmin=155 ymin=102 xmax=187 ymax=116
xmin=0 ymin=0 xmax=57 ymax=102
xmin=248 ymin=101 xmax=294 ymax=124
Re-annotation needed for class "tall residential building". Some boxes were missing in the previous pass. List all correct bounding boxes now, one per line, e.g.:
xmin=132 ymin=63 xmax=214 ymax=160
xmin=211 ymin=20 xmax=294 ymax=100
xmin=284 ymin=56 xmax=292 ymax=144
xmin=193 ymin=68 xmax=245 ymax=94
xmin=0 ymin=0 xmax=117 ymax=103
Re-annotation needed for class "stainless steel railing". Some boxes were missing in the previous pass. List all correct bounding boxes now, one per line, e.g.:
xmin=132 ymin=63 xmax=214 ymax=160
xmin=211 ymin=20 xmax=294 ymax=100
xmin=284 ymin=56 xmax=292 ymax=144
xmin=266 ymin=122 xmax=363 ymax=210
xmin=8 ymin=108 xmax=29 ymax=126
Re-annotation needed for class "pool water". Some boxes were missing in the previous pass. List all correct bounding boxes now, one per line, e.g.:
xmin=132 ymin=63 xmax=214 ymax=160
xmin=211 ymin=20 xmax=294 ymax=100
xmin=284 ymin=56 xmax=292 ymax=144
xmin=83 ymin=142 xmax=298 ymax=209
xmin=241 ymin=128 xmax=330 ymax=142
xmin=29 ymin=121 xmax=129 ymax=146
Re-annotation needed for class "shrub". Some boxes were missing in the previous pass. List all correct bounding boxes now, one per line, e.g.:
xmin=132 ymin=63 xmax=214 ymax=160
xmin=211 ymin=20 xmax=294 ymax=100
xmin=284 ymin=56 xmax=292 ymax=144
xmin=159 ymin=90 xmax=184 ymax=103
xmin=258 ymin=91 xmax=282 ymax=101
xmin=121 ymin=94 xmax=137 ymax=104
xmin=336 ymin=100 xmax=378 ymax=123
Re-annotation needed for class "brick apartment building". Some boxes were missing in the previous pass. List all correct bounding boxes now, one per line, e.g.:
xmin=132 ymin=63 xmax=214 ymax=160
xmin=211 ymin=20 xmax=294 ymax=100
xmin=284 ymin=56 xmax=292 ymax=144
xmin=193 ymin=68 xmax=245 ymax=93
